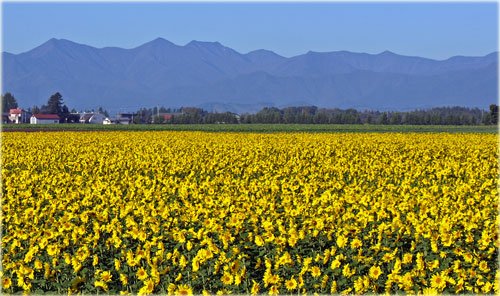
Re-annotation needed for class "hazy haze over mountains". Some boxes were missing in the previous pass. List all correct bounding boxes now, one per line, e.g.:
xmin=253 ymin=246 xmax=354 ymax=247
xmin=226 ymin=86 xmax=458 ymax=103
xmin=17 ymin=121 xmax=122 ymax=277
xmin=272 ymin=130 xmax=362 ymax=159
xmin=2 ymin=38 xmax=498 ymax=113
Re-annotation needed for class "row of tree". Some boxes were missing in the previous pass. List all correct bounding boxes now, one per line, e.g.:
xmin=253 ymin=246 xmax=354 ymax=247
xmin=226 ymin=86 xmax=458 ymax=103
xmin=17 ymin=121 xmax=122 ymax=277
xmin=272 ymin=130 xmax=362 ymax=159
xmin=2 ymin=92 xmax=498 ymax=125
xmin=239 ymin=105 xmax=499 ymax=125
xmin=134 ymin=107 xmax=239 ymax=124
xmin=130 ymin=105 xmax=499 ymax=125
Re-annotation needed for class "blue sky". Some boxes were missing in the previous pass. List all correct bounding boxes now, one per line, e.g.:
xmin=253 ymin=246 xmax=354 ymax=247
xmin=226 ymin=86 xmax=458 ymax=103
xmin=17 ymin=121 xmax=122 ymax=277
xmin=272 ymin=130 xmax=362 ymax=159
xmin=2 ymin=2 xmax=498 ymax=60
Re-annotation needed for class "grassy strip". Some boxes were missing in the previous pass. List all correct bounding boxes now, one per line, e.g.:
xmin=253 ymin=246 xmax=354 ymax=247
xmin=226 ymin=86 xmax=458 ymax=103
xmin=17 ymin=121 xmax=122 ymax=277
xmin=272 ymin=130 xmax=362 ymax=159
xmin=1 ymin=123 xmax=498 ymax=133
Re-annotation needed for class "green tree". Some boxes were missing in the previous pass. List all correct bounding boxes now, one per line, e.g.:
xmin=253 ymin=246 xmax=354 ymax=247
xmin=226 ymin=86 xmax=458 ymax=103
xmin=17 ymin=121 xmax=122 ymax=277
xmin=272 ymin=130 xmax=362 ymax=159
xmin=366 ymin=114 xmax=372 ymax=124
xmin=489 ymin=104 xmax=498 ymax=125
xmin=379 ymin=112 xmax=389 ymax=125
xmin=31 ymin=105 xmax=41 ymax=114
xmin=42 ymin=92 xmax=63 ymax=114
xmin=152 ymin=115 xmax=165 ymax=124
xmin=389 ymin=112 xmax=403 ymax=124
xmin=2 ymin=92 xmax=18 ymax=113
xmin=97 ymin=107 xmax=110 ymax=117
xmin=42 ymin=92 xmax=70 ymax=122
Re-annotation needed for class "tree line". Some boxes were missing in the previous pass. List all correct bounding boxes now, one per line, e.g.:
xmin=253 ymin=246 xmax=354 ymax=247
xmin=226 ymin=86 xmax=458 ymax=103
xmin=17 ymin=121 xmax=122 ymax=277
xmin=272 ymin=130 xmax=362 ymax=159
xmin=133 ymin=107 xmax=239 ymax=124
xmin=240 ymin=105 xmax=499 ymax=125
xmin=2 ymin=92 xmax=498 ymax=125
xmin=134 ymin=105 xmax=498 ymax=125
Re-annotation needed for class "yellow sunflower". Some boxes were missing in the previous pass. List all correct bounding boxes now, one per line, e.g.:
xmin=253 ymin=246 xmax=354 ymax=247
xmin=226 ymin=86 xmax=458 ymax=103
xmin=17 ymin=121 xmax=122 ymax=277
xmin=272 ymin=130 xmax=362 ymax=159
xmin=176 ymin=284 xmax=193 ymax=295
xmin=285 ymin=277 xmax=297 ymax=291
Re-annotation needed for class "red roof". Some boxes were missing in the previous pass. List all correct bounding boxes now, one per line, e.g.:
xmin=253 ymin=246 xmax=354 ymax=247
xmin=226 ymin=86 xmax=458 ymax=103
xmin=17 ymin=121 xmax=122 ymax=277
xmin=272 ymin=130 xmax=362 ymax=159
xmin=9 ymin=108 xmax=22 ymax=114
xmin=32 ymin=114 xmax=60 ymax=119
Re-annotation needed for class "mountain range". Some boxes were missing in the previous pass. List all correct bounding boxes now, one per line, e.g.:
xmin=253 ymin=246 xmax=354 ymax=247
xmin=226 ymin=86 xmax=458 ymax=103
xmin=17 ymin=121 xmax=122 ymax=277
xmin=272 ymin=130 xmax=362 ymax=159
xmin=2 ymin=38 xmax=498 ymax=113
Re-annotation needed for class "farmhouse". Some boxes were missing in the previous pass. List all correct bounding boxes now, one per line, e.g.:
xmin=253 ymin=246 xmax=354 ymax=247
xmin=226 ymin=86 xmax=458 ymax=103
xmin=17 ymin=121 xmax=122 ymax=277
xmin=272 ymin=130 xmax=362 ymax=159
xmin=30 ymin=114 xmax=60 ymax=124
xmin=79 ymin=113 xmax=106 ymax=124
xmin=9 ymin=108 xmax=26 ymax=124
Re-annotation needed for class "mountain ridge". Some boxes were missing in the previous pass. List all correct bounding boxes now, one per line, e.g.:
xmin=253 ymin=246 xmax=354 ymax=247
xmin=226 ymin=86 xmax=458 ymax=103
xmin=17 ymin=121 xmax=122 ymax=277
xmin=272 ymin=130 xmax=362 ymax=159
xmin=6 ymin=38 xmax=496 ymax=61
xmin=2 ymin=38 xmax=497 ymax=113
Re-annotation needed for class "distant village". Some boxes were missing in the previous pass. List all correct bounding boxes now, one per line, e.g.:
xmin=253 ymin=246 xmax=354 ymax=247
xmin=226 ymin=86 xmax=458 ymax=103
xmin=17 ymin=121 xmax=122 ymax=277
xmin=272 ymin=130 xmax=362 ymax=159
xmin=4 ymin=108 xmax=138 ymax=125
xmin=3 ymin=107 xmax=241 ymax=125
xmin=2 ymin=92 xmax=141 ymax=125
xmin=2 ymin=92 xmax=239 ymax=125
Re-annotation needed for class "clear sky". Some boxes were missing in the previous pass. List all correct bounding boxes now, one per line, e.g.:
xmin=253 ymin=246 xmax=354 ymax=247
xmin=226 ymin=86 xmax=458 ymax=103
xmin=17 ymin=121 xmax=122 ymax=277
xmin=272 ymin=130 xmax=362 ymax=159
xmin=2 ymin=1 xmax=498 ymax=60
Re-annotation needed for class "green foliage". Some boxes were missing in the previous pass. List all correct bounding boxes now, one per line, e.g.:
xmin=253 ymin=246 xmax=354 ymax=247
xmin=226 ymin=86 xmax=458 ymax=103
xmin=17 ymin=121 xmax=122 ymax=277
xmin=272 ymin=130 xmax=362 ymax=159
xmin=40 ymin=92 xmax=71 ymax=122
xmin=2 ymin=92 xmax=18 ymax=113
xmin=31 ymin=105 xmax=41 ymax=114
xmin=489 ymin=104 xmax=498 ymax=125
xmin=42 ymin=92 xmax=64 ymax=114
xmin=379 ymin=113 xmax=389 ymax=125
xmin=240 ymin=106 xmax=493 ymax=125
xmin=97 ymin=107 xmax=110 ymax=117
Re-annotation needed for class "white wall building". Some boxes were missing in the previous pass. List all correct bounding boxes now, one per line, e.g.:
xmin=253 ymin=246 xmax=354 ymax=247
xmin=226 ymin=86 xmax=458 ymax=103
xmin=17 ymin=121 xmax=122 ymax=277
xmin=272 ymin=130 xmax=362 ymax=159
xmin=79 ymin=113 xmax=106 ymax=124
xmin=30 ymin=114 xmax=60 ymax=124
xmin=103 ymin=117 xmax=114 ymax=125
xmin=89 ymin=113 xmax=106 ymax=124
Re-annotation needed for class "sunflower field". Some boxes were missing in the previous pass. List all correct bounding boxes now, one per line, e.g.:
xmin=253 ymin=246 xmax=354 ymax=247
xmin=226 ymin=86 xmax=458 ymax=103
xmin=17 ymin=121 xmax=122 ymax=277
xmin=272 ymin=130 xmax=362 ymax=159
xmin=1 ymin=131 xmax=498 ymax=295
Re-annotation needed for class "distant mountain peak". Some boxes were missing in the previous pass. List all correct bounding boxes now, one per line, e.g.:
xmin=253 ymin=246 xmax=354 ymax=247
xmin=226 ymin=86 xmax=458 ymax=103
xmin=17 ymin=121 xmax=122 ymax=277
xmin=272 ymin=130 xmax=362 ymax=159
xmin=38 ymin=38 xmax=66 ymax=48
xmin=139 ymin=37 xmax=176 ymax=48
xmin=185 ymin=40 xmax=239 ymax=56
xmin=186 ymin=40 xmax=223 ymax=48
xmin=379 ymin=50 xmax=396 ymax=55
xmin=46 ymin=37 xmax=59 ymax=43
xmin=25 ymin=38 xmax=89 ymax=56
xmin=45 ymin=38 xmax=84 ymax=46
xmin=305 ymin=50 xmax=327 ymax=57
xmin=150 ymin=37 xmax=172 ymax=43
xmin=246 ymin=49 xmax=283 ymax=58
xmin=247 ymin=49 xmax=273 ymax=54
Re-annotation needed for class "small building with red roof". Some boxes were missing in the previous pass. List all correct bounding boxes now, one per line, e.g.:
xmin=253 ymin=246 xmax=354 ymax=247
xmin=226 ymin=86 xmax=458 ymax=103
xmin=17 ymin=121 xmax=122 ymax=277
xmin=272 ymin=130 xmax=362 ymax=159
xmin=9 ymin=108 xmax=22 ymax=115
xmin=9 ymin=108 xmax=22 ymax=123
xmin=8 ymin=108 xmax=27 ymax=124
xmin=30 ymin=114 xmax=60 ymax=124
